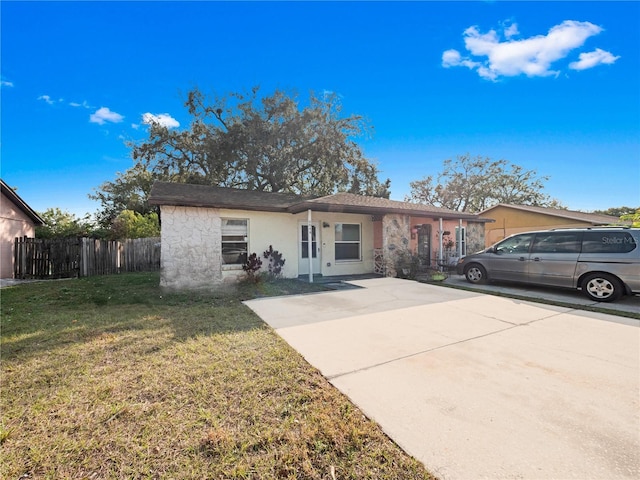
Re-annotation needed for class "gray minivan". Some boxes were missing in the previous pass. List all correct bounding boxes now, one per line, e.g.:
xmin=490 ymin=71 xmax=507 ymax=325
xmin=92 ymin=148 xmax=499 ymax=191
xmin=456 ymin=228 xmax=639 ymax=302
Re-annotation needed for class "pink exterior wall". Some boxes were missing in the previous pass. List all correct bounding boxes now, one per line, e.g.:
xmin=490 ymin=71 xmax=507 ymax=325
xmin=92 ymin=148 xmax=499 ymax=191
xmin=1 ymin=191 xmax=36 ymax=278
xmin=409 ymin=218 xmax=465 ymax=258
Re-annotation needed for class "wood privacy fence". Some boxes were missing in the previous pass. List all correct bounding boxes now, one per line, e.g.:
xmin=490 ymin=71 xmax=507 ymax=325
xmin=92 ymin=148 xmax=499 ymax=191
xmin=14 ymin=237 xmax=161 ymax=279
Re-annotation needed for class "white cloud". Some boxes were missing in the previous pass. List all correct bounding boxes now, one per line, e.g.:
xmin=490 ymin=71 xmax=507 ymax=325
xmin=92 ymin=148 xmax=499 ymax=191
xmin=1 ymin=80 xmax=14 ymax=88
xmin=443 ymin=20 xmax=616 ymax=81
xmin=38 ymin=95 xmax=55 ymax=105
xmin=442 ymin=49 xmax=462 ymax=67
xmin=142 ymin=112 xmax=180 ymax=129
xmin=90 ymin=107 xmax=124 ymax=125
xmin=70 ymin=100 xmax=91 ymax=109
xmin=569 ymin=48 xmax=620 ymax=70
xmin=504 ymin=23 xmax=519 ymax=39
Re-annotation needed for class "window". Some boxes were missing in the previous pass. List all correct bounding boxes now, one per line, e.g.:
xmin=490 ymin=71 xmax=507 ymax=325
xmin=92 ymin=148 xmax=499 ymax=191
xmin=455 ymin=226 xmax=467 ymax=256
xmin=532 ymin=232 xmax=581 ymax=253
xmin=495 ymin=234 xmax=534 ymax=254
xmin=582 ymin=232 xmax=637 ymax=254
xmin=222 ymin=219 xmax=248 ymax=265
xmin=335 ymin=223 xmax=361 ymax=261
xmin=301 ymin=225 xmax=317 ymax=259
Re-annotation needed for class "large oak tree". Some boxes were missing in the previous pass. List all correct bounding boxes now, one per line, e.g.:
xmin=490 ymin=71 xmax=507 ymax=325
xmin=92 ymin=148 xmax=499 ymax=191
xmin=92 ymin=87 xmax=390 ymax=226
xmin=407 ymin=154 xmax=564 ymax=213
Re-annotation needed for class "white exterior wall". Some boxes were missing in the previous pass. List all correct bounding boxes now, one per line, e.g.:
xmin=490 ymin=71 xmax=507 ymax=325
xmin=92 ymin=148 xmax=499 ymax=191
xmin=306 ymin=211 xmax=374 ymax=277
xmin=159 ymin=204 xmax=375 ymax=290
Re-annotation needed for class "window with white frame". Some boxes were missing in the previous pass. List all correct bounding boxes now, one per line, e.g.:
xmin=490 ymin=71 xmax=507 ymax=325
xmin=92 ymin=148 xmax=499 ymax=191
xmin=221 ymin=218 xmax=248 ymax=265
xmin=455 ymin=226 xmax=467 ymax=256
xmin=335 ymin=223 xmax=361 ymax=261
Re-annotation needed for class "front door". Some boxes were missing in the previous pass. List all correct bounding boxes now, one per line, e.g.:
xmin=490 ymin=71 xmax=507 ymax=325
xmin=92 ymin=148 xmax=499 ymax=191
xmin=417 ymin=224 xmax=431 ymax=269
xmin=298 ymin=223 xmax=321 ymax=276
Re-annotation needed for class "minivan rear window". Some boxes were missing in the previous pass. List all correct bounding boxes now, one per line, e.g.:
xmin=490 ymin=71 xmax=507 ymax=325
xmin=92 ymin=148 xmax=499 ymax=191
xmin=582 ymin=232 xmax=637 ymax=254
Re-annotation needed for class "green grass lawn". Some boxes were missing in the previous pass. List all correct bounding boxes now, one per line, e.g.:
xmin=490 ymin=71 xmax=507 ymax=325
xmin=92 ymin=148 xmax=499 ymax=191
xmin=1 ymin=273 xmax=433 ymax=479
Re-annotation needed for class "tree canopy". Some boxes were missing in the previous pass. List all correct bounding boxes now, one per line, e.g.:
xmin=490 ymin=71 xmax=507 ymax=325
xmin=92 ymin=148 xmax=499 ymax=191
xmin=406 ymin=154 xmax=564 ymax=213
xmin=36 ymin=208 xmax=94 ymax=239
xmin=92 ymin=87 xmax=390 ymax=226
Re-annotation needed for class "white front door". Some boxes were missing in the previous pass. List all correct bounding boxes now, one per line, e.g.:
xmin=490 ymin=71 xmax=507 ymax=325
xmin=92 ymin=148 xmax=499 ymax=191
xmin=298 ymin=222 xmax=321 ymax=276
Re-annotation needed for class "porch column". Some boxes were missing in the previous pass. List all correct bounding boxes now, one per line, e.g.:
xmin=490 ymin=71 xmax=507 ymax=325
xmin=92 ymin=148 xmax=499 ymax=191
xmin=307 ymin=209 xmax=313 ymax=283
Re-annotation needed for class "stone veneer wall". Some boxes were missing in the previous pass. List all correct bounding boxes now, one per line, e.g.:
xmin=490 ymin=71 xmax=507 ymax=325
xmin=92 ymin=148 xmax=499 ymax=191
xmin=382 ymin=214 xmax=411 ymax=277
xmin=160 ymin=205 xmax=223 ymax=290
xmin=465 ymin=221 xmax=486 ymax=254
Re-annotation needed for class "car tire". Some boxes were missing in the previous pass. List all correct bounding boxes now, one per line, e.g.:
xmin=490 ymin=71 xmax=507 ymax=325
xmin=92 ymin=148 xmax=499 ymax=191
xmin=464 ymin=264 xmax=487 ymax=284
xmin=582 ymin=273 xmax=623 ymax=302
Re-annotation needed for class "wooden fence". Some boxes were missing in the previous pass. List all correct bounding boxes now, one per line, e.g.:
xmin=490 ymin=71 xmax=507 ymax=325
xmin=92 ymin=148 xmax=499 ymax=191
xmin=14 ymin=237 xmax=161 ymax=279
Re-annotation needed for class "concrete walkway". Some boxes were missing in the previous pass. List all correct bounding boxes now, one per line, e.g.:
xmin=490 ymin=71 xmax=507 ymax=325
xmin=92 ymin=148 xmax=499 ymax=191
xmin=245 ymin=278 xmax=640 ymax=480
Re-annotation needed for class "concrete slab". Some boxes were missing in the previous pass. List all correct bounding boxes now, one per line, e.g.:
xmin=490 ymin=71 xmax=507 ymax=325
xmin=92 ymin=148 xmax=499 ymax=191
xmin=245 ymin=278 xmax=640 ymax=480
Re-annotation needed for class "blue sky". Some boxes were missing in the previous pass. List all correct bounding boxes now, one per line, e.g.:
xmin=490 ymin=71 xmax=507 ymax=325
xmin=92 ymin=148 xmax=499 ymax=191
xmin=2 ymin=1 xmax=639 ymax=218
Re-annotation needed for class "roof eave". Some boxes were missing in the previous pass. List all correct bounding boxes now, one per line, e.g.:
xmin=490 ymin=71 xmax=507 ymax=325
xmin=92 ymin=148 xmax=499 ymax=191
xmin=0 ymin=180 xmax=45 ymax=226
xmin=288 ymin=201 xmax=491 ymax=221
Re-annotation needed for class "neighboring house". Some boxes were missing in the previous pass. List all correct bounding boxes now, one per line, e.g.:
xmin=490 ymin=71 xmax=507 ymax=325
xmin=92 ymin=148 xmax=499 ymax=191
xmin=0 ymin=179 xmax=45 ymax=278
xmin=479 ymin=203 xmax=627 ymax=246
xmin=149 ymin=182 xmax=490 ymax=290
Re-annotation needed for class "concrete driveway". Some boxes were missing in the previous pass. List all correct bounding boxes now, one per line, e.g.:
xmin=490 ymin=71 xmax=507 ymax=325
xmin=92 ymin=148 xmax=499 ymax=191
xmin=245 ymin=278 xmax=640 ymax=480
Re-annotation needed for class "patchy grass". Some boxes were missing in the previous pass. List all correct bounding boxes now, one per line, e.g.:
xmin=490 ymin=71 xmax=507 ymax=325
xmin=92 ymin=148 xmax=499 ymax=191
xmin=1 ymin=273 xmax=433 ymax=479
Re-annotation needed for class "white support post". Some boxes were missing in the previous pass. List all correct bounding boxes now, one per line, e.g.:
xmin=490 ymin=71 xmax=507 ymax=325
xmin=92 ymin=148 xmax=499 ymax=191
xmin=438 ymin=217 xmax=444 ymax=270
xmin=307 ymin=209 xmax=313 ymax=283
xmin=459 ymin=218 xmax=463 ymax=259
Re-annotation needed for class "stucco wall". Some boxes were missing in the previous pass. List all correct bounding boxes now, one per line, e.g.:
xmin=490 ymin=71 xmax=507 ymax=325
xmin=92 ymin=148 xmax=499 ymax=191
xmin=160 ymin=205 xmax=375 ymax=290
xmin=159 ymin=205 xmax=223 ymax=290
xmin=1 ymin=191 xmax=36 ymax=278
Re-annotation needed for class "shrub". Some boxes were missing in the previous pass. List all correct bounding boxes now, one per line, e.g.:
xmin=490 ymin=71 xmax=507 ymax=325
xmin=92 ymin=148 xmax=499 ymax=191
xmin=242 ymin=253 xmax=263 ymax=283
xmin=394 ymin=250 xmax=421 ymax=280
xmin=263 ymin=245 xmax=286 ymax=279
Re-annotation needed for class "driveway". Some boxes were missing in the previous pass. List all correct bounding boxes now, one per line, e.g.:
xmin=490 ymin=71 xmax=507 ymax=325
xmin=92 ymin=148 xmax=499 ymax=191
xmin=245 ymin=278 xmax=640 ymax=480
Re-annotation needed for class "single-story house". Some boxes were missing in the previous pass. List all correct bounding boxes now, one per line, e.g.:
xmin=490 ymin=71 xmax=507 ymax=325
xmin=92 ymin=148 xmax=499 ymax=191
xmin=149 ymin=182 xmax=491 ymax=290
xmin=0 ymin=179 xmax=45 ymax=278
xmin=479 ymin=203 xmax=628 ymax=246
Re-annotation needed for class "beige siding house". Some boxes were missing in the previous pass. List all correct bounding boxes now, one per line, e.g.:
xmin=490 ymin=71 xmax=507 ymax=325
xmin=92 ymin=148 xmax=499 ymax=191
xmin=150 ymin=182 xmax=489 ymax=290
xmin=1 ymin=180 xmax=44 ymax=278
xmin=480 ymin=204 xmax=627 ymax=246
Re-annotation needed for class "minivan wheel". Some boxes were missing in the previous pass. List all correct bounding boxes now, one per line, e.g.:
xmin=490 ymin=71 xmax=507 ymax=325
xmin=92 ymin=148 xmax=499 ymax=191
xmin=465 ymin=264 xmax=487 ymax=284
xmin=582 ymin=273 xmax=623 ymax=302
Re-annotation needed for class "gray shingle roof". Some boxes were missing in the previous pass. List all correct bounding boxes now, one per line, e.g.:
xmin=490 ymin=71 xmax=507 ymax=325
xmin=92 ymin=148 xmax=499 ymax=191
xmin=149 ymin=182 xmax=487 ymax=221
xmin=148 ymin=182 xmax=310 ymax=212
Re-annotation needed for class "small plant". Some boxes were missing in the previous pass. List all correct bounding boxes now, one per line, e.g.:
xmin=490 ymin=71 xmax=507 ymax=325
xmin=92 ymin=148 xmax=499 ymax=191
xmin=394 ymin=249 xmax=421 ymax=280
xmin=263 ymin=245 xmax=286 ymax=279
xmin=442 ymin=235 xmax=455 ymax=250
xmin=242 ymin=253 xmax=263 ymax=283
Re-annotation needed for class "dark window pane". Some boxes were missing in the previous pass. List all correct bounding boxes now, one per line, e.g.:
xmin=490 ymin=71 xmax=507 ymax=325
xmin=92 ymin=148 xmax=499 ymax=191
xmin=532 ymin=233 xmax=581 ymax=253
xmin=222 ymin=243 xmax=247 ymax=265
xmin=301 ymin=241 xmax=317 ymax=258
xmin=335 ymin=243 xmax=360 ymax=260
xmin=335 ymin=223 xmax=360 ymax=242
xmin=582 ymin=232 xmax=637 ymax=253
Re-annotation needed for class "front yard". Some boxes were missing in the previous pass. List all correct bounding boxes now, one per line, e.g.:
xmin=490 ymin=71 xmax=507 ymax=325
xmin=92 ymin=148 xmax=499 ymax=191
xmin=0 ymin=273 xmax=433 ymax=479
